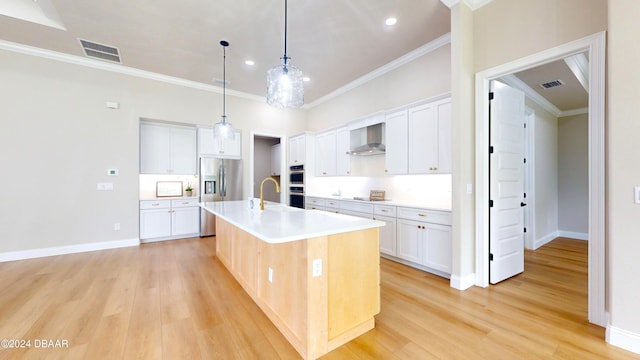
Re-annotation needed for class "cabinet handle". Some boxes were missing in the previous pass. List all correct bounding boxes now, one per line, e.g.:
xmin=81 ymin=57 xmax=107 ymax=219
xmin=385 ymin=169 xmax=388 ymax=172
xmin=322 ymin=172 xmax=327 ymax=175
xmin=381 ymin=209 xmax=388 ymax=212
xmin=182 ymin=202 xmax=189 ymax=204
xmin=152 ymin=203 xmax=160 ymax=206
xmin=418 ymin=213 xmax=427 ymax=217
xmin=219 ymin=150 xmax=225 ymax=154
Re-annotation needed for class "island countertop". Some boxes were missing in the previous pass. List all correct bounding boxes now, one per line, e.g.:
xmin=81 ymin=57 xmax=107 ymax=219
xmin=200 ymin=200 xmax=384 ymax=244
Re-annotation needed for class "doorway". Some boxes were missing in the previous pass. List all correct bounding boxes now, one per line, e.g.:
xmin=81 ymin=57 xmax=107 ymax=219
xmin=475 ymin=32 xmax=606 ymax=326
xmin=249 ymin=132 xmax=286 ymax=204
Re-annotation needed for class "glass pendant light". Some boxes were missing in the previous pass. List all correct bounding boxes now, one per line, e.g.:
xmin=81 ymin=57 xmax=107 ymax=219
xmin=266 ymin=0 xmax=304 ymax=108
xmin=214 ymin=40 xmax=235 ymax=140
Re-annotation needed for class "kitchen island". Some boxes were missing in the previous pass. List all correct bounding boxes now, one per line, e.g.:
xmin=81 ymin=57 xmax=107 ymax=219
xmin=201 ymin=201 xmax=384 ymax=360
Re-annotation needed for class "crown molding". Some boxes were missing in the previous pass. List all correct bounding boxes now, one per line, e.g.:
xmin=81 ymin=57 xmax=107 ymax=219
xmin=440 ymin=0 xmax=493 ymax=10
xmin=306 ymin=32 xmax=452 ymax=109
xmin=559 ymin=107 xmax=588 ymax=118
xmin=0 ymin=39 xmax=264 ymax=103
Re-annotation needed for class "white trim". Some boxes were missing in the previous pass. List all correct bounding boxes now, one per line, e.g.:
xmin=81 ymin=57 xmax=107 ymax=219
xmin=524 ymin=108 xmax=536 ymax=250
xmin=0 ymin=39 xmax=265 ymax=103
xmin=441 ymin=0 xmax=494 ymax=11
xmin=500 ymin=74 xmax=562 ymax=117
xmin=306 ymin=33 xmax=452 ymax=108
xmin=0 ymin=238 xmax=140 ymax=263
xmin=535 ymin=231 xmax=559 ymax=250
xmin=249 ymin=131 xmax=287 ymax=204
xmin=607 ymin=326 xmax=640 ymax=355
xmin=475 ymin=32 xmax=607 ymax=327
xmin=559 ymin=107 xmax=589 ymax=117
xmin=450 ymin=273 xmax=476 ymax=290
xmin=564 ymin=53 xmax=590 ymax=92
xmin=557 ymin=230 xmax=589 ymax=241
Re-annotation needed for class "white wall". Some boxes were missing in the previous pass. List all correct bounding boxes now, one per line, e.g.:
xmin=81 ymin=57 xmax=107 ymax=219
xmin=557 ymin=114 xmax=588 ymax=235
xmin=0 ymin=48 xmax=306 ymax=254
xmin=528 ymin=100 xmax=559 ymax=245
xmin=253 ymin=137 xmax=280 ymax=203
xmin=608 ymin=0 xmax=640 ymax=349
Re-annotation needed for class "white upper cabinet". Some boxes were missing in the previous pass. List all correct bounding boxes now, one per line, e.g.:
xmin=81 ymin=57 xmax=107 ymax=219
xmin=140 ymin=122 xmax=197 ymax=174
xmin=336 ymin=126 xmax=351 ymax=176
xmin=315 ymin=129 xmax=337 ymax=176
xmin=271 ymin=143 xmax=281 ymax=176
xmin=289 ymin=134 xmax=306 ymax=165
xmin=198 ymin=127 xmax=242 ymax=159
xmin=384 ymin=96 xmax=451 ymax=175
xmin=384 ymin=110 xmax=409 ymax=175
xmin=408 ymin=97 xmax=451 ymax=174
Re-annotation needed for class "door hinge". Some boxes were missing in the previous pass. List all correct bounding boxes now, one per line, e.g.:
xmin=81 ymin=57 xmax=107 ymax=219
xmin=524 ymin=227 xmax=527 ymax=233
xmin=489 ymin=92 xmax=494 ymax=101
xmin=524 ymin=192 xmax=527 ymax=198
xmin=489 ymin=253 xmax=494 ymax=261
xmin=524 ymin=158 xmax=527 ymax=163
xmin=489 ymin=146 xmax=494 ymax=154
xmin=489 ymin=200 xmax=494 ymax=207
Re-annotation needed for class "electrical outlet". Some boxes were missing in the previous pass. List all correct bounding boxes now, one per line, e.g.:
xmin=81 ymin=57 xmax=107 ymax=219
xmin=113 ymin=223 xmax=120 ymax=231
xmin=312 ymin=259 xmax=322 ymax=277
xmin=268 ymin=267 xmax=273 ymax=283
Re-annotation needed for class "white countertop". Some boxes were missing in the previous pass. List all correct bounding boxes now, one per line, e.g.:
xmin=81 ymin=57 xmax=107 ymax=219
xmin=305 ymin=195 xmax=452 ymax=212
xmin=201 ymin=200 xmax=385 ymax=244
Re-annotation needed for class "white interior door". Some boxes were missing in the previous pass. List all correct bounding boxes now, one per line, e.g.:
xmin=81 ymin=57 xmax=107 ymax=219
xmin=490 ymin=81 xmax=526 ymax=284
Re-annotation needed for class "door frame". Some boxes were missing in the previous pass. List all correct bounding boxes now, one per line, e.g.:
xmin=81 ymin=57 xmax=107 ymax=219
xmin=249 ymin=131 xmax=287 ymax=204
xmin=474 ymin=32 xmax=606 ymax=326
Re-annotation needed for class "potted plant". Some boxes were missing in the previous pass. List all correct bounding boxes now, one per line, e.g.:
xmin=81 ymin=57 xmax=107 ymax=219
xmin=185 ymin=183 xmax=193 ymax=197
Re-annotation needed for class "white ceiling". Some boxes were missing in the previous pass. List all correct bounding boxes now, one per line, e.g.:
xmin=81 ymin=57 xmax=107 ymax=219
xmin=0 ymin=0 xmax=451 ymax=105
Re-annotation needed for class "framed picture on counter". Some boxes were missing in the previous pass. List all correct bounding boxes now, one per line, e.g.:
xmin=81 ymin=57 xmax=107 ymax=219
xmin=156 ymin=181 xmax=182 ymax=197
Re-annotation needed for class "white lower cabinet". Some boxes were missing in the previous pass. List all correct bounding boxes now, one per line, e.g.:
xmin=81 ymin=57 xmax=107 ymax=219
xmin=140 ymin=199 xmax=200 ymax=241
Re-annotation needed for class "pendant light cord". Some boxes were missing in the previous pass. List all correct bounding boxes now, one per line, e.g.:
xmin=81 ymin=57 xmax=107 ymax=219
xmin=221 ymin=40 xmax=228 ymax=123
xmin=283 ymin=0 xmax=288 ymax=65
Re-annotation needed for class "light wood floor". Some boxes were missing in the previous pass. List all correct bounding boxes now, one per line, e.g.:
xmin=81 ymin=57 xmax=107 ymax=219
xmin=0 ymin=237 xmax=638 ymax=359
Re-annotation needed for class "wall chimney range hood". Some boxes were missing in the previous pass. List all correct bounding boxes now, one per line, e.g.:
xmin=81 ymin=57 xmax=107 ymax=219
xmin=350 ymin=123 xmax=385 ymax=156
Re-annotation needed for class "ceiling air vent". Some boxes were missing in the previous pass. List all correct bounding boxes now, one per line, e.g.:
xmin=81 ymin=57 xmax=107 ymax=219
xmin=539 ymin=79 xmax=564 ymax=89
xmin=79 ymin=39 xmax=121 ymax=63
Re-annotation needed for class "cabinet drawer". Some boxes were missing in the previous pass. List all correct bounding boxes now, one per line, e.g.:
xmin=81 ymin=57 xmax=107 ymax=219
xmin=374 ymin=204 xmax=396 ymax=217
xmin=339 ymin=201 xmax=373 ymax=214
xmin=397 ymin=207 xmax=451 ymax=225
xmin=306 ymin=197 xmax=326 ymax=207
xmin=325 ymin=199 xmax=340 ymax=209
xmin=171 ymin=198 xmax=199 ymax=208
xmin=140 ymin=200 xmax=171 ymax=210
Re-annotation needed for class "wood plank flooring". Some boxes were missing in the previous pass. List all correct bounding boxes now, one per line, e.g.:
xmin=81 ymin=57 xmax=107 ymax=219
xmin=0 ymin=237 xmax=638 ymax=359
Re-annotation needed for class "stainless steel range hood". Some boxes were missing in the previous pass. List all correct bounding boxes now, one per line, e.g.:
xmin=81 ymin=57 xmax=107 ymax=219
xmin=350 ymin=122 xmax=385 ymax=156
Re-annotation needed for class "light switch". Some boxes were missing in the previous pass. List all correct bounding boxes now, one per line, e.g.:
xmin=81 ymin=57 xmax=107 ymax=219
xmin=635 ymin=186 xmax=640 ymax=204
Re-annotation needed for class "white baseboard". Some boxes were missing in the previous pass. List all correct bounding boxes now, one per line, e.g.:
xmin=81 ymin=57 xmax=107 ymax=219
xmin=0 ymin=238 xmax=140 ymax=263
xmin=450 ymin=273 xmax=476 ymax=290
xmin=534 ymin=231 xmax=558 ymax=249
xmin=607 ymin=325 xmax=640 ymax=355
xmin=557 ymin=230 xmax=589 ymax=241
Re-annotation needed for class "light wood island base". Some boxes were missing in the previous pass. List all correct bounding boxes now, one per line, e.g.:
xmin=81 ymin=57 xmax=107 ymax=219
xmin=216 ymin=217 xmax=380 ymax=360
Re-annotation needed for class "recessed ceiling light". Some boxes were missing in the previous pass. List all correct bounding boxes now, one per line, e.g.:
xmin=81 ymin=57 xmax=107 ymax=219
xmin=385 ymin=17 xmax=397 ymax=26
xmin=303 ymin=76 xmax=310 ymax=82
xmin=245 ymin=60 xmax=255 ymax=66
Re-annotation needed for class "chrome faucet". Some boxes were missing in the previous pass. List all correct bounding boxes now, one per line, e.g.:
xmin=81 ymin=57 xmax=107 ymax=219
xmin=260 ymin=177 xmax=281 ymax=210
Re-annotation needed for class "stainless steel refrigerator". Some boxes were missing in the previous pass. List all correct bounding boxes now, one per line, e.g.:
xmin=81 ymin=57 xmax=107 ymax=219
xmin=200 ymin=157 xmax=243 ymax=236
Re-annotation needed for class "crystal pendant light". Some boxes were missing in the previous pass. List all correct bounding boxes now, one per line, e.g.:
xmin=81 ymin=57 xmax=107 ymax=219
xmin=266 ymin=0 xmax=304 ymax=108
xmin=213 ymin=40 xmax=235 ymax=140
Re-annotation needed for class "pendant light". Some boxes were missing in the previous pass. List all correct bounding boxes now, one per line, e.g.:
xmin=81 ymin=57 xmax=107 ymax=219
xmin=213 ymin=40 xmax=235 ymax=140
xmin=266 ymin=0 xmax=304 ymax=108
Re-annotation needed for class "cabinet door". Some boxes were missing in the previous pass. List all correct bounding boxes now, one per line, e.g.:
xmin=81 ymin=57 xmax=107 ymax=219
xmin=436 ymin=98 xmax=452 ymax=174
xmin=336 ymin=127 xmax=350 ymax=176
xmin=212 ymin=130 xmax=242 ymax=159
xmin=289 ymin=135 xmax=305 ymax=165
xmin=171 ymin=206 xmax=200 ymax=236
xmin=171 ymin=126 xmax=197 ymax=174
xmin=315 ymin=130 xmax=336 ymax=176
xmin=271 ymin=144 xmax=281 ymax=176
xmin=198 ymin=127 xmax=215 ymax=156
xmin=140 ymin=209 xmax=172 ymax=239
xmin=408 ymin=103 xmax=439 ymax=174
xmin=396 ymin=219 xmax=421 ymax=263
xmin=140 ymin=123 xmax=172 ymax=174
xmin=385 ymin=110 xmax=408 ymax=174
xmin=375 ymin=215 xmax=397 ymax=257
xmin=422 ymin=223 xmax=452 ymax=274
